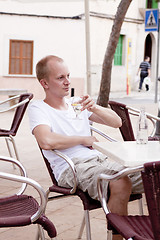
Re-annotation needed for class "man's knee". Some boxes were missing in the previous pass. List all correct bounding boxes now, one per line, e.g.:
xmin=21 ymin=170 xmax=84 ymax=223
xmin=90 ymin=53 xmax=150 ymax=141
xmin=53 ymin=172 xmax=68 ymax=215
xmin=109 ymin=176 xmax=132 ymax=200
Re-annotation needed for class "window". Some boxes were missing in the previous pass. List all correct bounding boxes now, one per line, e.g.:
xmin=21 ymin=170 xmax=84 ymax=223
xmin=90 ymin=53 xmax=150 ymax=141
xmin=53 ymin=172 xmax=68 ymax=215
xmin=146 ymin=0 xmax=158 ymax=8
xmin=114 ymin=35 xmax=123 ymax=66
xmin=9 ymin=40 xmax=33 ymax=75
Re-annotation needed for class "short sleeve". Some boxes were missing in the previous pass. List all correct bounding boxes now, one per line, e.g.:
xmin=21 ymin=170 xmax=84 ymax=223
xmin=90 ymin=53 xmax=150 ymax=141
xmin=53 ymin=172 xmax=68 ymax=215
xmin=147 ymin=62 xmax=151 ymax=69
xmin=28 ymin=101 xmax=51 ymax=134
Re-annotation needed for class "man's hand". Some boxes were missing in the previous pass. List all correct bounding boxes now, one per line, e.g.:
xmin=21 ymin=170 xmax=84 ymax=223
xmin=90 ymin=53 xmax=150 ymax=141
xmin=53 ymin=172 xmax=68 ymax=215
xmin=80 ymin=94 xmax=96 ymax=112
xmin=82 ymin=136 xmax=99 ymax=147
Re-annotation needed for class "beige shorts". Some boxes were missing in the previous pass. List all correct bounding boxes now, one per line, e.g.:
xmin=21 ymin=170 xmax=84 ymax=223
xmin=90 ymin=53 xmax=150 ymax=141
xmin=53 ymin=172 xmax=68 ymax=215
xmin=58 ymin=155 xmax=143 ymax=200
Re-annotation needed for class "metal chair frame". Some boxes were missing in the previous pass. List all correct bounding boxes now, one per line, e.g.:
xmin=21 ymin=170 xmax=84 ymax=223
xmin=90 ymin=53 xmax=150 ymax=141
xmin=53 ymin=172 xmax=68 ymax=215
xmin=97 ymin=165 xmax=144 ymax=240
xmin=39 ymin=125 xmax=143 ymax=240
xmin=0 ymin=93 xmax=33 ymax=163
xmin=108 ymin=100 xmax=160 ymax=141
xmin=0 ymin=156 xmax=57 ymax=240
xmin=98 ymin=161 xmax=160 ymax=240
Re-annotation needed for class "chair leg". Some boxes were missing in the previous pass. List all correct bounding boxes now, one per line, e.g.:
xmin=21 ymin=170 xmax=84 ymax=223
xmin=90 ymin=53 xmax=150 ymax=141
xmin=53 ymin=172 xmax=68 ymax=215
xmin=78 ymin=210 xmax=91 ymax=240
xmin=5 ymin=137 xmax=16 ymax=169
xmin=107 ymin=230 xmax=112 ymax=240
xmin=5 ymin=137 xmax=20 ymax=161
xmin=36 ymin=226 xmax=40 ymax=240
xmin=36 ymin=225 xmax=45 ymax=240
xmin=78 ymin=213 xmax=85 ymax=239
xmin=84 ymin=210 xmax=92 ymax=240
xmin=36 ymin=225 xmax=57 ymax=240
xmin=5 ymin=136 xmax=20 ymax=169
xmin=138 ymin=198 xmax=144 ymax=215
xmin=9 ymin=136 xmax=20 ymax=161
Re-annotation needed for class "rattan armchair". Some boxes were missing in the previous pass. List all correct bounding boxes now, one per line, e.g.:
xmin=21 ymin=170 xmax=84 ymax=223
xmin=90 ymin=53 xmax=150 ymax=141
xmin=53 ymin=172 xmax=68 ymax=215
xmin=0 ymin=156 xmax=57 ymax=240
xmin=108 ymin=100 xmax=160 ymax=141
xmin=38 ymin=125 xmax=143 ymax=240
xmin=97 ymin=161 xmax=160 ymax=240
xmin=0 ymin=93 xmax=33 ymax=162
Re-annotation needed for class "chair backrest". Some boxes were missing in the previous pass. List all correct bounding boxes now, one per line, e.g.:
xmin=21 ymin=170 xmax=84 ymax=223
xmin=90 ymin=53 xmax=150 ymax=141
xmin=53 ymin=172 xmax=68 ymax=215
xmin=39 ymin=148 xmax=58 ymax=186
xmin=141 ymin=161 xmax=160 ymax=240
xmin=108 ymin=100 xmax=135 ymax=141
xmin=39 ymin=147 xmax=76 ymax=195
xmin=10 ymin=93 xmax=33 ymax=136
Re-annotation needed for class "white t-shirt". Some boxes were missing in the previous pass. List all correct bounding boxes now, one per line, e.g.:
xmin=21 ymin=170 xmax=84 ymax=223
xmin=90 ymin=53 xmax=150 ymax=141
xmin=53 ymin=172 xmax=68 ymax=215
xmin=28 ymin=98 xmax=101 ymax=180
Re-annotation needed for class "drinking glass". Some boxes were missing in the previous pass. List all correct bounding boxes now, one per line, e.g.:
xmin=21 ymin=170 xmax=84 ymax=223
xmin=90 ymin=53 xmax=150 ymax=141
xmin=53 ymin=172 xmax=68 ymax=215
xmin=71 ymin=97 xmax=82 ymax=119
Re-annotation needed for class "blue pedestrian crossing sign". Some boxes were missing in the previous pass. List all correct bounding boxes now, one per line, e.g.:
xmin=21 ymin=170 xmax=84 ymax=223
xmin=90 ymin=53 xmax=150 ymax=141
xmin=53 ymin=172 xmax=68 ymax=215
xmin=145 ymin=9 xmax=159 ymax=32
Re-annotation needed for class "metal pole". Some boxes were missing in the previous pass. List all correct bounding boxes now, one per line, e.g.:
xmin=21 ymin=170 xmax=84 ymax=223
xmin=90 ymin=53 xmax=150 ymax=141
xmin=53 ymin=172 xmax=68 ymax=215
xmin=84 ymin=0 xmax=91 ymax=95
xmin=155 ymin=102 xmax=160 ymax=137
xmin=154 ymin=18 xmax=160 ymax=103
xmin=154 ymin=19 xmax=160 ymax=137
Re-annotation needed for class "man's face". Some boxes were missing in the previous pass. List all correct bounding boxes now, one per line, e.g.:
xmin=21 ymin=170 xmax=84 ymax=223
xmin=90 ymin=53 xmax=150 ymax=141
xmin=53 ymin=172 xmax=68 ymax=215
xmin=146 ymin=57 xmax=150 ymax=62
xmin=42 ymin=59 xmax=71 ymax=98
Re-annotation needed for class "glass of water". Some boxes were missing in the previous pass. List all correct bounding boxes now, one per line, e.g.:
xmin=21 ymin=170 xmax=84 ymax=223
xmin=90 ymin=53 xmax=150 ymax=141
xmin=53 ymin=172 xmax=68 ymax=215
xmin=71 ymin=97 xmax=82 ymax=119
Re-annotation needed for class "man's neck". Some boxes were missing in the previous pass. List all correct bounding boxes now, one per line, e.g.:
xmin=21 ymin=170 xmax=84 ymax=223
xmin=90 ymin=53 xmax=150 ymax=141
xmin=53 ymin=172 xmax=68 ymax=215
xmin=44 ymin=95 xmax=68 ymax=110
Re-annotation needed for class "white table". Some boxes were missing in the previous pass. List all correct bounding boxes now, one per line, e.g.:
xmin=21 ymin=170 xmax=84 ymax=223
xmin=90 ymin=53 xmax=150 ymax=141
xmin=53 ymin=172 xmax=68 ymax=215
xmin=93 ymin=141 xmax=160 ymax=167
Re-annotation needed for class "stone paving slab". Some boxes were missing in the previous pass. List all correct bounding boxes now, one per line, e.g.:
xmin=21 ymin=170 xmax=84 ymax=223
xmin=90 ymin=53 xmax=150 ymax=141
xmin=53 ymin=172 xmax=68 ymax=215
xmin=0 ymin=91 xmax=157 ymax=239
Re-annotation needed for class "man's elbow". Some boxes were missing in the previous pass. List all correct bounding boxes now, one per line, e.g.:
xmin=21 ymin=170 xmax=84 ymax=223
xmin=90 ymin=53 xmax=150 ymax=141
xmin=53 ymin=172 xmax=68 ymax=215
xmin=39 ymin=142 xmax=52 ymax=150
xmin=118 ymin=118 xmax=122 ymax=128
xmin=38 ymin=138 xmax=54 ymax=150
xmin=113 ymin=117 xmax=122 ymax=128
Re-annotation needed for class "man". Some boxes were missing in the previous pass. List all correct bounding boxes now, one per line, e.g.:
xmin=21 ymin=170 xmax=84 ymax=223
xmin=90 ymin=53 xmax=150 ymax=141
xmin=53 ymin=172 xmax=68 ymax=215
xmin=28 ymin=55 xmax=143 ymax=240
xmin=137 ymin=56 xmax=151 ymax=92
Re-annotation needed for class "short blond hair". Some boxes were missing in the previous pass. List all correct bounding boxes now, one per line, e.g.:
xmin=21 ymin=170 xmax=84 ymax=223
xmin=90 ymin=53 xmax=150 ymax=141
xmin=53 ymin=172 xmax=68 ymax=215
xmin=36 ymin=55 xmax=63 ymax=81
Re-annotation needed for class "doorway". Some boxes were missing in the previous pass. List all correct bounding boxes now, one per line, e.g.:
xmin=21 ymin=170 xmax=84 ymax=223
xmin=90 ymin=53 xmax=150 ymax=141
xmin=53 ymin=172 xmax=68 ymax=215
xmin=144 ymin=34 xmax=152 ymax=63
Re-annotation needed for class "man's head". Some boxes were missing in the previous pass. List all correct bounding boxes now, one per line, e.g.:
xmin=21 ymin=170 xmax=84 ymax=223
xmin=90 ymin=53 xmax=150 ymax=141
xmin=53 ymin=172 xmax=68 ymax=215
xmin=36 ymin=55 xmax=64 ymax=82
xmin=36 ymin=55 xmax=70 ymax=98
xmin=144 ymin=56 xmax=150 ymax=62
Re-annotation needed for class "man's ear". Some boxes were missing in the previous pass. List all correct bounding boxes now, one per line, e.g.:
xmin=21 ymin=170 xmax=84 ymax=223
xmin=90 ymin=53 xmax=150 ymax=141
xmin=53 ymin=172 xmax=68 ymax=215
xmin=40 ymin=79 xmax=49 ymax=89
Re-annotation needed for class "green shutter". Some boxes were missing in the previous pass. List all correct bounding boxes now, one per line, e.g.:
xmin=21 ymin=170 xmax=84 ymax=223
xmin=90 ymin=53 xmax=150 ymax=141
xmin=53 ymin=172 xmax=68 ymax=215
xmin=146 ymin=0 xmax=158 ymax=8
xmin=152 ymin=0 xmax=158 ymax=8
xmin=114 ymin=35 xmax=123 ymax=66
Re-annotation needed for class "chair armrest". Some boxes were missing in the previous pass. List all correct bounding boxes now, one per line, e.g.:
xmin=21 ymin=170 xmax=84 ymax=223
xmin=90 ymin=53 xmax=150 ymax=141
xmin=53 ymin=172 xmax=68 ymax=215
xmin=0 ymin=156 xmax=27 ymax=195
xmin=0 ymin=95 xmax=29 ymax=113
xmin=127 ymin=105 xmax=160 ymax=121
xmin=97 ymin=165 xmax=143 ymax=215
xmin=90 ymin=125 xmax=117 ymax=142
xmin=0 ymin=171 xmax=46 ymax=222
xmin=51 ymin=126 xmax=117 ymax=194
xmin=126 ymin=105 xmax=160 ymax=137
xmin=51 ymin=149 xmax=78 ymax=194
xmin=0 ymin=95 xmax=21 ymax=105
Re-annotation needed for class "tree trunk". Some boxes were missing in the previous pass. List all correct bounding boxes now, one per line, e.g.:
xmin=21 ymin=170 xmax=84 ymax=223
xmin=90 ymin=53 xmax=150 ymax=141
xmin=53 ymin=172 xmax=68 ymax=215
xmin=97 ymin=0 xmax=132 ymax=107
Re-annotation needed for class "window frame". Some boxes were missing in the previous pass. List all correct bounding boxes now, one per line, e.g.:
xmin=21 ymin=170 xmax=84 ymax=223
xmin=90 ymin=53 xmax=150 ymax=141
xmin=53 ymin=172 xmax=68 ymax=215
xmin=9 ymin=39 xmax=34 ymax=75
xmin=114 ymin=35 xmax=123 ymax=66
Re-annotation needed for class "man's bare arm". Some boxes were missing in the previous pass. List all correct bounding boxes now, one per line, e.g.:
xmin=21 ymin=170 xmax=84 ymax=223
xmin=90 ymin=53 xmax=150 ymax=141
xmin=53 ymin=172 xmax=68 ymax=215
xmin=33 ymin=124 xmax=98 ymax=150
xmin=80 ymin=95 xmax=122 ymax=127
xmin=89 ymin=105 xmax=122 ymax=127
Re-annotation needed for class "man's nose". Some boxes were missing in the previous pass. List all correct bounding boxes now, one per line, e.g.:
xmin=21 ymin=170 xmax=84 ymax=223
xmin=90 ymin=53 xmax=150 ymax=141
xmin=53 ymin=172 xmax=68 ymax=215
xmin=64 ymin=77 xmax=70 ymax=84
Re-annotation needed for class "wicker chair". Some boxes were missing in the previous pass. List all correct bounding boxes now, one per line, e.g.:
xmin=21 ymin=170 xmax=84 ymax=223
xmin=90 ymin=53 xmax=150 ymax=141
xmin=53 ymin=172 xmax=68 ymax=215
xmin=0 ymin=93 xmax=33 ymax=162
xmin=98 ymin=161 xmax=160 ymax=240
xmin=108 ymin=100 xmax=160 ymax=141
xmin=0 ymin=156 xmax=57 ymax=239
xmin=38 ymin=125 xmax=143 ymax=240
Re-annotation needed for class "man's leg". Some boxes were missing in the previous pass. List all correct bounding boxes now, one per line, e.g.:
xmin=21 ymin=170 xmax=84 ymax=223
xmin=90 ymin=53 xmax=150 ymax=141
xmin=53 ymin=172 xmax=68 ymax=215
xmin=139 ymin=76 xmax=144 ymax=91
xmin=108 ymin=176 xmax=132 ymax=240
xmin=146 ymin=84 xmax=149 ymax=91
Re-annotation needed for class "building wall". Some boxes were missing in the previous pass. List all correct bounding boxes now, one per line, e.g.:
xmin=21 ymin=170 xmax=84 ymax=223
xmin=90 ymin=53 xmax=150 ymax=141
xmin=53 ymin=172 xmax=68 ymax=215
xmin=0 ymin=0 xmax=158 ymax=98
xmin=89 ymin=0 xmax=158 ymax=95
xmin=0 ymin=11 xmax=86 ymax=98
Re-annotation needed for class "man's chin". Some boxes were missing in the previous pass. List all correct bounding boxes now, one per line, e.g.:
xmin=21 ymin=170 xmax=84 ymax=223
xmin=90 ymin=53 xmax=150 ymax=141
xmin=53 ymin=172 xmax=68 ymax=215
xmin=64 ymin=90 xmax=70 ymax=96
